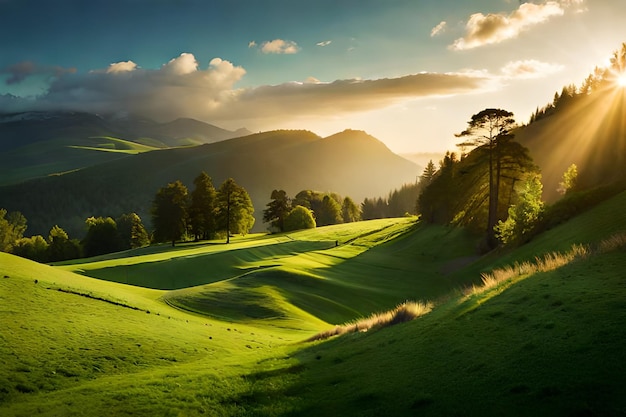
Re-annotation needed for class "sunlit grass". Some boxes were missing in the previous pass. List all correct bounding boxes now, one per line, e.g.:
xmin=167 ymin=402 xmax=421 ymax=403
xmin=465 ymin=231 xmax=626 ymax=298
xmin=307 ymin=300 xmax=433 ymax=342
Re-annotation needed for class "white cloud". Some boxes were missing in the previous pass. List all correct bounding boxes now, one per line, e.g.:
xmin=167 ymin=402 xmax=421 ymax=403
xmin=106 ymin=61 xmax=138 ymax=73
xmin=316 ymin=40 xmax=332 ymax=47
xmin=260 ymin=39 xmax=300 ymax=54
xmin=430 ymin=21 xmax=447 ymax=37
xmin=500 ymin=59 xmax=564 ymax=79
xmin=162 ymin=53 xmax=198 ymax=75
xmin=248 ymin=40 xmax=257 ymax=48
xmin=451 ymin=1 xmax=566 ymax=50
xmin=1 ymin=54 xmax=491 ymax=127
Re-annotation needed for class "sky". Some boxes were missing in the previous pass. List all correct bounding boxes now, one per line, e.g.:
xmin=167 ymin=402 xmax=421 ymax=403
xmin=1 ymin=0 xmax=625 ymax=153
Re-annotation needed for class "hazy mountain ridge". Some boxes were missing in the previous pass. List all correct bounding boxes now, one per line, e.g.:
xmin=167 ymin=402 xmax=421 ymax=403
xmin=0 ymin=111 xmax=251 ymax=185
xmin=0 ymin=129 xmax=419 ymax=237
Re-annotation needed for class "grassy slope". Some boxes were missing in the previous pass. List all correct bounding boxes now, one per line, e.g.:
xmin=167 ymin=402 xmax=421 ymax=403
xmin=59 ymin=218 xmax=478 ymax=324
xmin=0 ymin=253 xmax=316 ymax=416
xmin=2 ymin=192 xmax=625 ymax=416
xmin=245 ymin=191 xmax=626 ymax=416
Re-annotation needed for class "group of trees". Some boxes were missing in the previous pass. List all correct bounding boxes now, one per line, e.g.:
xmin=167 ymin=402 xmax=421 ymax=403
xmin=263 ymin=189 xmax=361 ymax=233
xmin=1 ymin=209 xmax=149 ymax=262
xmin=151 ymin=173 xmax=254 ymax=245
xmin=418 ymin=108 xmax=541 ymax=250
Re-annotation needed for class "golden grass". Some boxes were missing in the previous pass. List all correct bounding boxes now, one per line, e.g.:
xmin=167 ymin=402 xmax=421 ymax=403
xmin=466 ymin=231 xmax=626 ymax=297
xmin=307 ymin=301 xmax=433 ymax=342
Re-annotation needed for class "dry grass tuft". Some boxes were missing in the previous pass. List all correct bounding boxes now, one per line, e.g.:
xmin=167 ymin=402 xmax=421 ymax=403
xmin=307 ymin=301 xmax=433 ymax=342
xmin=467 ymin=231 xmax=626 ymax=298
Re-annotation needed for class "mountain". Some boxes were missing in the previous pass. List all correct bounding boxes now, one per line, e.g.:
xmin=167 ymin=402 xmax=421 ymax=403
xmin=0 ymin=129 xmax=419 ymax=237
xmin=0 ymin=111 xmax=250 ymax=185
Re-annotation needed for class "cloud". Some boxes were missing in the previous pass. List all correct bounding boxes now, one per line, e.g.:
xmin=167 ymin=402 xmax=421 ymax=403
xmin=248 ymin=40 xmax=257 ymax=48
xmin=260 ymin=39 xmax=299 ymax=54
xmin=162 ymin=53 xmax=198 ymax=75
xmin=316 ymin=40 xmax=332 ymax=47
xmin=1 ymin=61 xmax=76 ymax=85
xmin=500 ymin=59 xmax=564 ymax=79
xmin=451 ymin=1 xmax=567 ymax=50
xmin=430 ymin=21 xmax=447 ymax=37
xmin=106 ymin=61 xmax=138 ymax=74
xmin=0 ymin=53 xmax=489 ymax=127
xmin=220 ymin=71 xmax=489 ymax=121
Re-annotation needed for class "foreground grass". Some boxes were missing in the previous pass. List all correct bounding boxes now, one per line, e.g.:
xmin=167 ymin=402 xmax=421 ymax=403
xmin=0 ymin=254 xmax=315 ymax=416
xmin=3 ymin=191 xmax=626 ymax=416
xmin=249 ymin=235 xmax=626 ymax=416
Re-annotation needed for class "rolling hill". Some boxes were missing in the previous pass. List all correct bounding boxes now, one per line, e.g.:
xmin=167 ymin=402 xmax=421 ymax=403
xmin=1 ymin=190 xmax=625 ymax=416
xmin=0 ymin=111 xmax=250 ymax=185
xmin=0 ymin=129 xmax=419 ymax=237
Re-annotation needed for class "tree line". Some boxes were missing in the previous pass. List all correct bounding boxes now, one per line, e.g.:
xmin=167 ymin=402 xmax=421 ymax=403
xmin=0 ymin=210 xmax=149 ymax=262
xmin=263 ymin=189 xmax=361 ymax=233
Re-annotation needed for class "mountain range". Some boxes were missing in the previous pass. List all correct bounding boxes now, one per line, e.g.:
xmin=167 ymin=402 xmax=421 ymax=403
xmin=0 ymin=115 xmax=419 ymax=237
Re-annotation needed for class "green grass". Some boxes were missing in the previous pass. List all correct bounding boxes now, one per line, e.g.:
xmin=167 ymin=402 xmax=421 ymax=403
xmin=2 ymin=191 xmax=626 ymax=416
xmin=69 ymin=136 xmax=159 ymax=154
xmin=268 ymin=245 xmax=626 ymax=416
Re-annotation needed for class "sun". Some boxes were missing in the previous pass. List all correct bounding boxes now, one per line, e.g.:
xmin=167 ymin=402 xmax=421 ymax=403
xmin=616 ymin=73 xmax=626 ymax=88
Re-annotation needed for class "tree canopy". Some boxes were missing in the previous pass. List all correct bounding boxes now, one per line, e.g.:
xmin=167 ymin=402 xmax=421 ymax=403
xmin=216 ymin=178 xmax=255 ymax=243
xmin=151 ymin=180 xmax=189 ymax=246
xmin=189 ymin=172 xmax=217 ymax=240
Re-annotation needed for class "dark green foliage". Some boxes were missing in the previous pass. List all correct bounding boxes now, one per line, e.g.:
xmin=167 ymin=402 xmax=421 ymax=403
xmin=316 ymin=195 xmax=343 ymax=227
xmin=419 ymin=139 xmax=537 ymax=243
xmin=47 ymin=225 xmax=81 ymax=262
xmin=456 ymin=108 xmax=517 ymax=248
xmin=189 ymin=172 xmax=217 ymax=240
xmin=82 ymin=217 xmax=121 ymax=258
xmin=116 ymin=213 xmax=149 ymax=250
xmin=216 ymin=178 xmax=255 ymax=243
xmin=341 ymin=196 xmax=361 ymax=223
xmin=151 ymin=181 xmax=189 ymax=246
xmin=0 ymin=209 xmax=27 ymax=252
xmin=284 ymin=205 xmax=316 ymax=231
xmin=263 ymin=189 xmax=291 ymax=232
xmin=11 ymin=235 xmax=49 ymax=262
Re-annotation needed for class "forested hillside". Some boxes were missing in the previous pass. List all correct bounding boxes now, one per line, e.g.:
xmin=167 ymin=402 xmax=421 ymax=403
xmin=0 ymin=129 xmax=417 ymax=237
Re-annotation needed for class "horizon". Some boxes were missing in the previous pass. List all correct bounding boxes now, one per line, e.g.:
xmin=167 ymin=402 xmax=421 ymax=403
xmin=1 ymin=0 xmax=624 ymax=153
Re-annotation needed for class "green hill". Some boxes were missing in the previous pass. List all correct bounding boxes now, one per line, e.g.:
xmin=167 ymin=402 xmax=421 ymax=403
xmin=1 ymin=190 xmax=625 ymax=416
xmin=0 ymin=129 xmax=419 ymax=237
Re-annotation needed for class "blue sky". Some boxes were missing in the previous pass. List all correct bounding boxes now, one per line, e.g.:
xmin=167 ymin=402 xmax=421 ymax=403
xmin=1 ymin=0 xmax=625 ymax=153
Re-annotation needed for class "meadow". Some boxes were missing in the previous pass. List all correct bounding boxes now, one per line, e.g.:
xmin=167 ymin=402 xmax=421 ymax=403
xmin=2 ymin=192 xmax=626 ymax=416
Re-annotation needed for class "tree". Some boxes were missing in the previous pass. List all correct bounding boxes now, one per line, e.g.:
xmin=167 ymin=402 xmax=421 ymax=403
xmin=12 ymin=235 xmax=49 ymax=262
xmin=557 ymin=164 xmax=578 ymax=195
xmin=456 ymin=108 xmax=516 ymax=249
xmin=47 ymin=225 xmax=81 ymax=262
xmin=189 ymin=172 xmax=217 ymax=241
xmin=0 ymin=209 xmax=27 ymax=252
xmin=151 ymin=180 xmax=189 ymax=246
xmin=216 ymin=178 xmax=255 ymax=243
xmin=495 ymin=174 xmax=544 ymax=245
xmin=284 ymin=205 xmax=316 ymax=231
xmin=317 ymin=195 xmax=343 ymax=226
xmin=263 ymin=189 xmax=291 ymax=232
xmin=116 ymin=213 xmax=150 ymax=249
xmin=341 ymin=196 xmax=361 ymax=223
xmin=419 ymin=160 xmax=437 ymax=189
xmin=82 ymin=216 xmax=121 ymax=257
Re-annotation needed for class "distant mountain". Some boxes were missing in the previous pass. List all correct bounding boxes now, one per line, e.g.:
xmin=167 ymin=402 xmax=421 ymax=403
xmin=0 ymin=129 xmax=419 ymax=237
xmin=0 ymin=111 xmax=250 ymax=185
xmin=516 ymin=87 xmax=626 ymax=202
